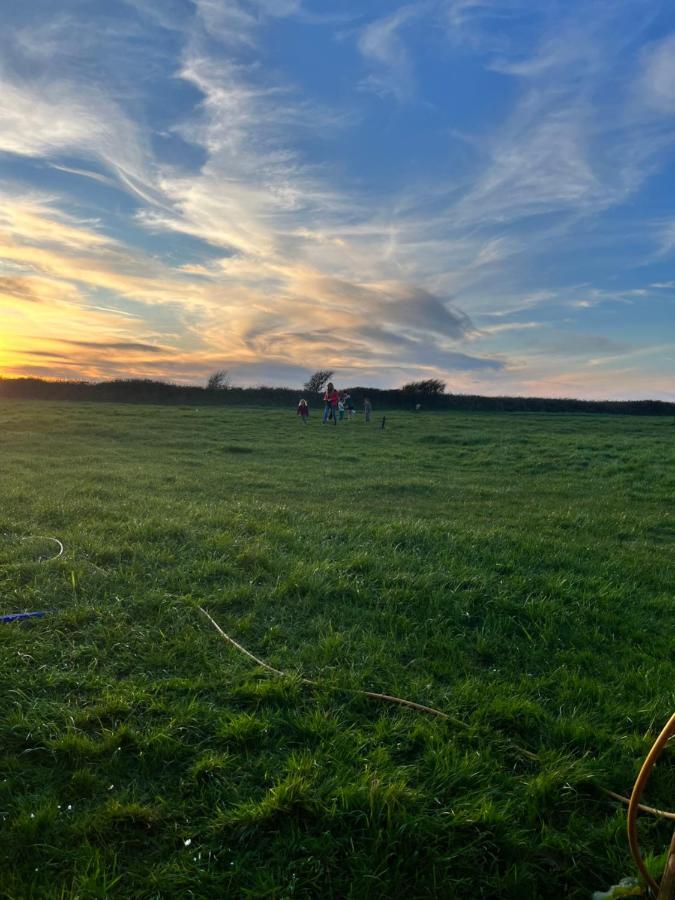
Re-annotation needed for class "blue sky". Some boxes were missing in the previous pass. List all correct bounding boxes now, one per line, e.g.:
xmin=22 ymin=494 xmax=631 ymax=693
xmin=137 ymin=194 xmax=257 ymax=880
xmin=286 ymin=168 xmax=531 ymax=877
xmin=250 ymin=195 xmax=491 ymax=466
xmin=1 ymin=0 xmax=674 ymax=398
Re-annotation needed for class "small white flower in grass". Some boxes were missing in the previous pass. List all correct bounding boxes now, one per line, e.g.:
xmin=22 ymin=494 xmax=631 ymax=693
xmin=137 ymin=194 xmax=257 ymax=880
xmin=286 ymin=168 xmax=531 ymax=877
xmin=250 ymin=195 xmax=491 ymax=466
xmin=67 ymin=804 xmax=72 ymax=811
xmin=30 ymin=813 xmax=35 ymax=818
xmin=184 ymin=838 xmax=192 ymax=847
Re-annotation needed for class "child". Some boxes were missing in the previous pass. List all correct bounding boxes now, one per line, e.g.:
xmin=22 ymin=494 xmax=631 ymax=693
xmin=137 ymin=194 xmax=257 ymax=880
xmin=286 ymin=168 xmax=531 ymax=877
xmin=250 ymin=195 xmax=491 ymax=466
xmin=297 ymin=398 xmax=309 ymax=423
xmin=338 ymin=398 xmax=345 ymax=421
xmin=364 ymin=397 xmax=372 ymax=423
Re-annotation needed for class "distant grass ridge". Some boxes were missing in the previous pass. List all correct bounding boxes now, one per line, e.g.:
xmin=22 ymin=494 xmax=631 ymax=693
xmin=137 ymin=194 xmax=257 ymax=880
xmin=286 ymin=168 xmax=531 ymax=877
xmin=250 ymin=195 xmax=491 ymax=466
xmin=0 ymin=403 xmax=673 ymax=898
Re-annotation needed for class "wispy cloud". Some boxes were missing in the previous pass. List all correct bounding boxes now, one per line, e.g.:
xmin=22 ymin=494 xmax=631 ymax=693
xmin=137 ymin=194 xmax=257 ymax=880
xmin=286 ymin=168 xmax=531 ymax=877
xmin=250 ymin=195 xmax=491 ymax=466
xmin=657 ymin=220 xmax=675 ymax=257
xmin=0 ymin=71 xmax=154 ymax=201
xmin=49 ymin=164 xmax=117 ymax=187
xmin=641 ymin=31 xmax=675 ymax=114
xmin=476 ymin=320 xmax=542 ymax=335
xmin=357 ymin=5 xmax=420 ymax=101
xmin=61 ymin=339 xmax=174 ymax=354
xmin=0 ymin=276 xmax=41 ymax=303
xmin=0 ymin=198 xmax=114 ymax=250
xmin=142 ymin=37 xmax=354 ymax=263
xmin=193 ymin=0 xmax=302 ymax=47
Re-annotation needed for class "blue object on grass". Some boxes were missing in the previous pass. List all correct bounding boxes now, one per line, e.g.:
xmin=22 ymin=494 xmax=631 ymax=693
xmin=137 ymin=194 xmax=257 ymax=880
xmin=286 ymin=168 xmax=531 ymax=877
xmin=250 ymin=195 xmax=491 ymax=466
xmin=0 ymin=611 xmax=48 ymax=623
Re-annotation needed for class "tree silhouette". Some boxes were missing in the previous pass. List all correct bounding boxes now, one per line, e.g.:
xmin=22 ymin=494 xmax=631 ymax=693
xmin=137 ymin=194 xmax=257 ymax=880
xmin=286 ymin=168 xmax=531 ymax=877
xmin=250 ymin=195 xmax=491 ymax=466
xmin=400 ymin=379 xmax=446 ymax=395
xmin=207 ymin=370 xmax=232 ymax=390
xmin=304 ymin=370 xmax=334 ymax=393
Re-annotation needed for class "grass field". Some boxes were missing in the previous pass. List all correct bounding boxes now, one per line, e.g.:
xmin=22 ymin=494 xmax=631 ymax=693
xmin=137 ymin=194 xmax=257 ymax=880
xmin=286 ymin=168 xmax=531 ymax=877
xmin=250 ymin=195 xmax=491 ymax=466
xmin=0 ymin=400 xmax=673 ymax=899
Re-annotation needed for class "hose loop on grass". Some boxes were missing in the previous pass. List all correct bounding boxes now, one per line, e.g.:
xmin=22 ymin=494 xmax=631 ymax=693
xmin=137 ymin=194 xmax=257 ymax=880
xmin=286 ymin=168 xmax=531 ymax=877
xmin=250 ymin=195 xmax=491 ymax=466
xmin=0 ymin=534 xmax=64 ymax=565
xmin=24 ymin=536 xmax=64 ymax=562
xmin=626 ymin=713 xmax=675 ymax=897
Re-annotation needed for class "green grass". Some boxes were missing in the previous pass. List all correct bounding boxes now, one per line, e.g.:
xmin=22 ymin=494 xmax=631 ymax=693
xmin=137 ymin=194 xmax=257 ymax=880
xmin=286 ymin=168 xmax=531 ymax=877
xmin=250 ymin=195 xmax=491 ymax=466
xmin=0 ymin=401 xmax=673 ymax=899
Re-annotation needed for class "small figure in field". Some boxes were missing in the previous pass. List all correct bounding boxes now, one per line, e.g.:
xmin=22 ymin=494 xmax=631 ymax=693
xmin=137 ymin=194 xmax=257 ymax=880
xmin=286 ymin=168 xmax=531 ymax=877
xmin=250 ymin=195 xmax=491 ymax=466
xmin=322 ymin=382 xmax=339 ymax=425
xmin=344 ymin=392 xmax=355 ymax=420
xmin=297 ymin=398 xmax=309 ymax=424
xmin=364 ymin=397 xmax=372 ymax=423
xmin=338 ymin=397 xmax=345 ymax=421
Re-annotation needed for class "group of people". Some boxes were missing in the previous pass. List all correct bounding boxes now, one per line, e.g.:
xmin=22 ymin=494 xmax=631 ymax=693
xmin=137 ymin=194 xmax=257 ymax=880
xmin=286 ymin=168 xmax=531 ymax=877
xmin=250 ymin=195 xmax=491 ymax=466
xmin=297 ymin=382 xmax=372 ymax=425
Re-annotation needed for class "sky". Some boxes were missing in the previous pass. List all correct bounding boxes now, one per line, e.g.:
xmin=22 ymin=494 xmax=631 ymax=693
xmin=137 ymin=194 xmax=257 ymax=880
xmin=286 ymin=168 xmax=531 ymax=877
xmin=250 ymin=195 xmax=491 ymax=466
xmin=1 ymin=0 xmax=674 ymax=399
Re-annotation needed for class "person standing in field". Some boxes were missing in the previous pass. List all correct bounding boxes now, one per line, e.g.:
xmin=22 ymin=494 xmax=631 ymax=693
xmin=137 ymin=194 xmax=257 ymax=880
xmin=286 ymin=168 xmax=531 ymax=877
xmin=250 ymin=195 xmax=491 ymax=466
xmin=364 ymin=397 xmax=372 ymax=423
xmin=297 ymin=398 xmax=309 ymax=424
xmin=344 ymin=392 xmax=355 ymax=420
xmin=322 ymin=382 xmax=339 ymax=425
xmin=338 ymin=397 xmax=345 ymax=421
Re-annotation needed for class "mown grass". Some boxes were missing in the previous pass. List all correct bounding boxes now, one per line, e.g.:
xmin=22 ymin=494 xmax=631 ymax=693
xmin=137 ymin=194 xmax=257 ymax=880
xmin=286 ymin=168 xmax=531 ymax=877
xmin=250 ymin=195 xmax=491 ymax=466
xmin=0 ymin=400 xmax=673 ymax=899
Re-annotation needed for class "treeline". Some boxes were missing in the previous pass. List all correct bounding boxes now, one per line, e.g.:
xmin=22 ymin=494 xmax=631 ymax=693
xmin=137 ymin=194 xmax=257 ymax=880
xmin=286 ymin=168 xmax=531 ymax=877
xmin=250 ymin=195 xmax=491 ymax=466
xmin=1 ymin=377 xmax=673 ymax=416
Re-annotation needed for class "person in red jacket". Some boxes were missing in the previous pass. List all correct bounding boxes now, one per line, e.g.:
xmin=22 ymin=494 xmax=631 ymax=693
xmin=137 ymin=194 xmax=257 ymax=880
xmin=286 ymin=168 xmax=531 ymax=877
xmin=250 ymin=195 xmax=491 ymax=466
xmin=322 ymin=382 xmax=339 ymax=424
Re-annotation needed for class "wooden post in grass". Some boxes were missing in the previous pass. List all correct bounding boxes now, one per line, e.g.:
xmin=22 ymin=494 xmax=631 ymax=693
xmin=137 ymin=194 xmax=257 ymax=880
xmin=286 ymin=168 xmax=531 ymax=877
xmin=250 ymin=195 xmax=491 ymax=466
xmin=657 ymin=832 xmax=675 ymax=900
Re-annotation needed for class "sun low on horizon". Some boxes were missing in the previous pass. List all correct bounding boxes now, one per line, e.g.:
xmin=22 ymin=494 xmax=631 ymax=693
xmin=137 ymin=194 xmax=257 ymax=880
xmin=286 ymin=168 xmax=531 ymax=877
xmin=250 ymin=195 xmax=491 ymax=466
xmin=1 ymin=0 xmax=674 ymax=400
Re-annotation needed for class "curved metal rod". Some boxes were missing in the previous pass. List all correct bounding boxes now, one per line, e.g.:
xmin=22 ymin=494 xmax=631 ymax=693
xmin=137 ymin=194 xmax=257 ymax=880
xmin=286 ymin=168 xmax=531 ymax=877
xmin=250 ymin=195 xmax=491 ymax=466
xmin=627 ymin=714 xmax=675 ymax=897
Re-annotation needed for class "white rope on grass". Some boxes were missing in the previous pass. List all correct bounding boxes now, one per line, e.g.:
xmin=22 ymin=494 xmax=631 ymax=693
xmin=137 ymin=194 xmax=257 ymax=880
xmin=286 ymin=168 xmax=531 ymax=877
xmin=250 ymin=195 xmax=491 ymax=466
xmin=20 ymin=536 xmax=64 ymax=562
xmin=0 ymin=534 xmax=64 ymax=565
xmin=0 ymin=535 xmax=64 ymax=622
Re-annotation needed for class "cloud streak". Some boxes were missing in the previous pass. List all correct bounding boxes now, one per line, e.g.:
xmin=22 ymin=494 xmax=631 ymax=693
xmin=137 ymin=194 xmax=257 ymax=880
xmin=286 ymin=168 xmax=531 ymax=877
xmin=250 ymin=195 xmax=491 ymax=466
xmin=0 ymin=70 xmax=153 ymax=201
